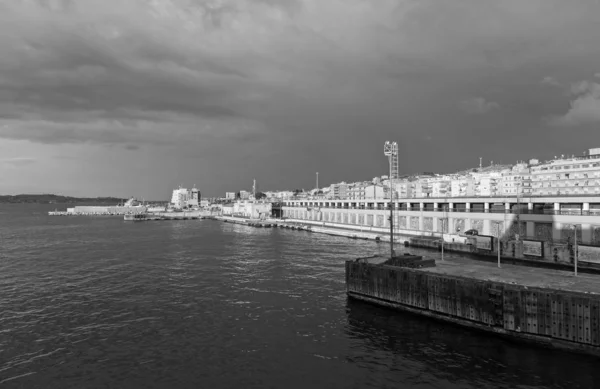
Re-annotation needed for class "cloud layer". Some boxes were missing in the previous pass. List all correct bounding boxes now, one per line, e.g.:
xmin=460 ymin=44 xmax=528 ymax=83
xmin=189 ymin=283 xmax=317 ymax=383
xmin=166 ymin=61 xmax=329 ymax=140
xmin=547 ymin=80 xmax=600 ymax=126
xmin=1 ymin=0 xmax=600 ymax=196
xmin=459 ymin=97 xmax=499 ymax=115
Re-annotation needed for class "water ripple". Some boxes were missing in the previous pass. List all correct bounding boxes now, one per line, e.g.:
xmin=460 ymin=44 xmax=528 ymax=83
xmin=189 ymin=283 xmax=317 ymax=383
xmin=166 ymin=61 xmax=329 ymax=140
xmin=0 ymin=204 xmax=598 ymax=388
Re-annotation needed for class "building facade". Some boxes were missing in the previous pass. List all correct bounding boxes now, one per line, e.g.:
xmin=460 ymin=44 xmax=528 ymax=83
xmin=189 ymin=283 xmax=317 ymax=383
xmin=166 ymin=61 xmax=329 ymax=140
xmin=281 ymin=195 xmax=600 ymax=247
xmin=530 ymin=150 xmax=600 ymax=197
xmin=171 ymin=187 xmax=200 ymax=209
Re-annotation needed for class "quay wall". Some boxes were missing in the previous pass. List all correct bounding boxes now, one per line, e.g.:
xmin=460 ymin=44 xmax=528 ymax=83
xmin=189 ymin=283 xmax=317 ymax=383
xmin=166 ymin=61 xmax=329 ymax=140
xmin=346 ymin=261 xmax=600 ymax=355
xmin=279 ymin=217 xmax=598 ymax=267
xmin=150 ymin=210 xmax=206 ymax=218
xmin=282 ymin=206 xmax=600 ymax=264
xmin=66 ymin=206 xmax=148 ymax=215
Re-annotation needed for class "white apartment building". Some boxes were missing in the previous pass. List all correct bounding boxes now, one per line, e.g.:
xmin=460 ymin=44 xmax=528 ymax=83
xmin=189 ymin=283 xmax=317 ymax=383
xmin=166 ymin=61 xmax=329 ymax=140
xmin=500 ymin=164 xmax=531 ymax=196
xmin=364 ymin=184 xmax=387 ymax=199
xmin=396 ymin=180 xmax=414 ymax=199
xmin=530 ymin=148 xmax=600 ymax=196
xmin=330 ymin=182 xmax=348 ymax=199
xmin=416 ymin=177 xmax=432 ymax=198
xmin=472 ymin=171 xmax=503 ymax=197
xmin=231 ymin=201 xmax=272 ymax=218
xmin=430 ymin=177 xmax=451 ymax=198
xmin=239 ymin=190 xmax=251 ymax=200
xmin=274 ymin=191 xmax=294 ymax=199
xmin=171 ymin=187 xmax=200 ymax=209
xmin=225 ymin=192 xmax=236 ymax=200
xmin=450 ymin=176 xmax=476 ymax=197
xmin=347 ymin=182 xmax=367 ymax=200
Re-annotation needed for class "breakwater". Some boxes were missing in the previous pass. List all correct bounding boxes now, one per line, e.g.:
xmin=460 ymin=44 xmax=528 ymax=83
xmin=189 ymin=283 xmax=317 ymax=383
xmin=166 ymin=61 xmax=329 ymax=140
xmin=346 ymin=256 xmax=600 ymax=356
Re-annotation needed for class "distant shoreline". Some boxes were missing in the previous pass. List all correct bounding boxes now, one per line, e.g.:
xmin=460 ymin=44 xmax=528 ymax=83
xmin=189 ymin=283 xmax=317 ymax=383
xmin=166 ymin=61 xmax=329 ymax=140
xmin=0 ymin=194 xmax=164 ymax=204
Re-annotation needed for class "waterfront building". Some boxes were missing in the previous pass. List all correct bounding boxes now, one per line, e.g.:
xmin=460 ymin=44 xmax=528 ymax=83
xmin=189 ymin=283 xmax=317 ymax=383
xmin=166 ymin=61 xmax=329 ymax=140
xmin=65 ymin=197 xmax=148 ymax=215
xmin=273 ymin=147 xmax=600 ymax=262
xmin=364 ymin=184 xmax=386 ymax=199
xmin=225 ymin=192 xmax=236 ymax=200
xmin=380 ymin=180 xmax=398 ymax=199
xmin=500 ymin=164 xmax=531 ymax=197
xmin=430 ymin=177 xmax=451 ymax=198
xmin=415 ymin=177 xmax=431 ymax=198
xmin=330 ymin=182 xmax=348 ymax=199
xmin=347 ymin=182 xmax=367 ymax=200
xmin=450 ymin=176 xmax=476 ymax=197
xmin=530 ymin=148 xmax=600 ymax=197
xmin=222 ymin=204 xmax=234 ymax=216
xmin=396 ymin=180 xmax=414 ymax=199
xmin=281 ymin=193 xmax=600 ymax=248
xmin=171 ymin=187 xmax=200 ymax=209
xmin=266 ymin=190 xmax=294 ymax=199
xmin=239 ymin=190 xmax=251 ymax=200
xmin=225 ymin=200 xmax=273 ymax=219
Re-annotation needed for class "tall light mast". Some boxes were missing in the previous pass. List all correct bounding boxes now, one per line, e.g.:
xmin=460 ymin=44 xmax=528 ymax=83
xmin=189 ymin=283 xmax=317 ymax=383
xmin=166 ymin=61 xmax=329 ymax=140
xmin=316 ymin=172 xmax=319 ymax=191
xmin=384 ymin=141 xmax=398 ymax=259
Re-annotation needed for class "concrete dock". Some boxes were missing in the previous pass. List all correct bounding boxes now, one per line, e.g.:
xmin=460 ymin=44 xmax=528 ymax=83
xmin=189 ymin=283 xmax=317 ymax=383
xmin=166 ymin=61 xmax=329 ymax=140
xmin=347 ymin=254 xmax=600 ymax=356
xmin=425 ymin=256 xmax=600 ymax=295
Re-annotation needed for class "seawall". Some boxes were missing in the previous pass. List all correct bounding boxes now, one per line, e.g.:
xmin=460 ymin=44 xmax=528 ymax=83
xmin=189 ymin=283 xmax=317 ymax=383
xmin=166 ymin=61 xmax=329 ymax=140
xmin=346 ymin=259 xmax=600 ymax=356
xmin=278 ymin=218 xmax=600 ymax=271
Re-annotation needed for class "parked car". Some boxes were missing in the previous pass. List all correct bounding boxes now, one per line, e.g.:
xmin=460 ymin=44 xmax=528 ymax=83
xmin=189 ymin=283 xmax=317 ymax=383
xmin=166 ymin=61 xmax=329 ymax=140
xmin=464 ymin=229 xmax=479 ymax=236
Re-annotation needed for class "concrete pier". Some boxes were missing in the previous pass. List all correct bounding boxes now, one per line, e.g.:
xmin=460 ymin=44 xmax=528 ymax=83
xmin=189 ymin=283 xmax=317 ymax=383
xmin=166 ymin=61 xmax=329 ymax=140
xmin=346 ymin=256 xmax=600 ymax=356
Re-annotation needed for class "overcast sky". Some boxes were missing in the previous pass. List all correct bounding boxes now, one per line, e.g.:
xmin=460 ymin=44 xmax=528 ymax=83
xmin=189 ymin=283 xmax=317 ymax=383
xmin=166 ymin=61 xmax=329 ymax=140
xmin=1 ymin=0 xmax=599 ymax=199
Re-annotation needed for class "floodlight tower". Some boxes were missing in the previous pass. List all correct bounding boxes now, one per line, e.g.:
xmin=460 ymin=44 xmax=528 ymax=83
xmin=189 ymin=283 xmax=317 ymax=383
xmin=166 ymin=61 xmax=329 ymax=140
xmin=384 ymin=141 xmax=398 ymax=259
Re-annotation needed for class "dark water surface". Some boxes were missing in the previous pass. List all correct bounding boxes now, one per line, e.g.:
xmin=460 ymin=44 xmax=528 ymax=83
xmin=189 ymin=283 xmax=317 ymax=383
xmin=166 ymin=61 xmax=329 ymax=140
xmin=1 ymin=204 xmax=599 ymax=388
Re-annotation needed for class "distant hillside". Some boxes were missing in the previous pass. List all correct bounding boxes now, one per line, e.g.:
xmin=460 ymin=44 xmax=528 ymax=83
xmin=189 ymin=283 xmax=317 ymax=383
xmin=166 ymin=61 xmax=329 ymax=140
xmin=0 ymin=194 xmax=127 ymax=204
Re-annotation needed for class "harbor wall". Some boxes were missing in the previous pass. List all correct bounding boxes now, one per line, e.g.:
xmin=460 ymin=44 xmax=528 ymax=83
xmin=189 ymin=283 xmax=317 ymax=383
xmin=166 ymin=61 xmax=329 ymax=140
xmin=346 ymin=261 xmax=600 ymax=355
xmin=279 ymin=217 xmax=595 ymax=266
xmin=68 ymin=206 xmax=148 ymax=215
xmin=281 ymin=206 xmax=600 ymax=265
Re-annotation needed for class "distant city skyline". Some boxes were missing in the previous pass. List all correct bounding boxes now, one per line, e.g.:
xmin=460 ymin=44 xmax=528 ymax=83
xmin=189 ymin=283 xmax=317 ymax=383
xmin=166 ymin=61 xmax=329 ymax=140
xmin=1 ymin=1 xmax=599 ymax=199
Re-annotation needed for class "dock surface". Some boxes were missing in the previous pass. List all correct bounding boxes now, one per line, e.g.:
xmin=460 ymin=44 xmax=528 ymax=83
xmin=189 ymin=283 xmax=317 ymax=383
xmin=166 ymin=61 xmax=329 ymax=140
xmin=422 ymin=256 xmax=600 ymax=295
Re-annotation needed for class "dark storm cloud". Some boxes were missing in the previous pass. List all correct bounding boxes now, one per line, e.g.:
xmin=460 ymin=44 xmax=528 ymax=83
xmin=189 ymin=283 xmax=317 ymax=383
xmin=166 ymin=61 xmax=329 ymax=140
xmin=1 ymin=0 xmax=600 ymax=195
xmin=0 ymin=0 xmax=273 ymax=147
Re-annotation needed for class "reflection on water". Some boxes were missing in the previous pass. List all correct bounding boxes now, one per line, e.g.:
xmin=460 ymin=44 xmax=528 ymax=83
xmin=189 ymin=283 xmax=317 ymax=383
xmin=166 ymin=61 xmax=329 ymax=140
xmin=0 ymin=204 xmax=598 ymax=389
xmin=345 ymin=299 xmax=600 ymax=389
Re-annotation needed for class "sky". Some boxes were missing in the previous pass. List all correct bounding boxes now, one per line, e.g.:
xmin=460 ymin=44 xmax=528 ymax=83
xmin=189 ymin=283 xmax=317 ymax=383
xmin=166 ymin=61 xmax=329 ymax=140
xmin=1 ymin=0 xmax=600 ymax=199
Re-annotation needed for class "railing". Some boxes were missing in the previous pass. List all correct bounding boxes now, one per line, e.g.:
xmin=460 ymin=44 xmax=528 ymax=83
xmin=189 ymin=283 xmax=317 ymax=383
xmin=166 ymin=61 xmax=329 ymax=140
xmin=282 ymin=205 xmax=600 ymax=216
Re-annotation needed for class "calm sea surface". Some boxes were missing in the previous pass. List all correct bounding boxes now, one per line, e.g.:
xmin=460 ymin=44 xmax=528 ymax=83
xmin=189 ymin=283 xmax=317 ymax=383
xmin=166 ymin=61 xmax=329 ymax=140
xmin=1 ymin=204 xmax=599 ymax=388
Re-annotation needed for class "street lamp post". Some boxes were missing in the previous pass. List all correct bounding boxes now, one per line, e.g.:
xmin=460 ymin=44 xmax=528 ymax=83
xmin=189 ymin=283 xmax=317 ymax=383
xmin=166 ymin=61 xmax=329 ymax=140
xmin=572 ymin=224 xmax=579 ymax=277
xmin=498 ymin=233 xmax=501 ymax=268
xmin=494 ymin=221 xmax=502 ymax=268
xmin=441 ymin=217 xmax=446 ymax=261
